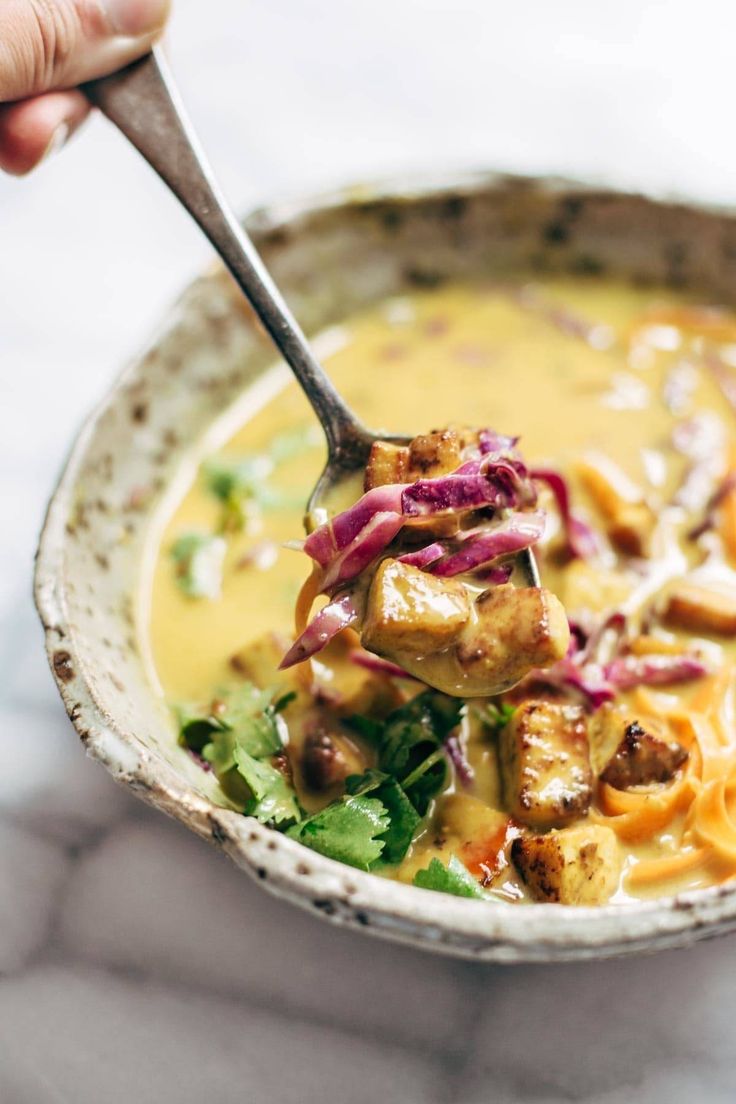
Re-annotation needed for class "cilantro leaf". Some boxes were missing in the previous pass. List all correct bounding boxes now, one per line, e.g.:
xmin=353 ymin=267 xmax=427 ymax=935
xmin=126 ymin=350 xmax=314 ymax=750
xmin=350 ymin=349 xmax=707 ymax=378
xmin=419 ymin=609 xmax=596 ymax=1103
xmin=288 ymin=794 xmax=390 ymax=870
xmin=178 ymin=684 xmax=289 ymax=759
xmin=203 ymin=455 xmax=273 ymax=532
xmin=219 ymin=683 xmax=289 ymax=759
xmin=233 ymin=748 xmax=301 ymax=826
xmin=400 ymin=747 xmax=449 ymax=817
xmin=201 ymin=728 xmax=238 ymax=775
xmin=170 ymin=532 xmax=226 ymax=599
xmin=346 ymin=769 xmax=420 ymax=865
xmin=413 ymin=856 xmax=488 ymax=899
xmin=346 ymin=715 xmax=384 ymax=745
xmin=175 ymin=704 xmax=227 ymax=753
xmin=177 ymin=683 xmax=301 ymax=823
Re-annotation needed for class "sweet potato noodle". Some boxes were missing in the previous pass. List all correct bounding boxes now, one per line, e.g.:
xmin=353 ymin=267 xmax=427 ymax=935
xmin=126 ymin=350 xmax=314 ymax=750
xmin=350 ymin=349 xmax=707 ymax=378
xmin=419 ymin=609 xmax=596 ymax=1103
xmin=148 ymin=279 xmax=736 ymax=905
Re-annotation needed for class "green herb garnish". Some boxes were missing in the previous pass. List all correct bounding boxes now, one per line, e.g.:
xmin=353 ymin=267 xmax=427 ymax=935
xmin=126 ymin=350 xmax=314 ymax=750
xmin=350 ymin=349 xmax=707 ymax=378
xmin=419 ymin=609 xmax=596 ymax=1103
xmin=175 ymin=703 xmax=228 ymax=753
xmin=229 ymin=747 xmax=301 ymax=826
xmin=203 ymin=427 xmax=319 ymax=533
xmin=346 ymin=769 xmax=421 ymax=864
xmin=413 ymin=856 xmax=487 ymax=899
xmin=178 ymin=684 xmax=301 ymax=826
xmin=287 ymin=794 xmax=390 ymax=871
xmin=178 ymin=682 xmax=472 ymax=871
xmin=350 ymin=690 xmax=463 ymax=814
xmin=170 ymin=532 xmax=226 ymax=599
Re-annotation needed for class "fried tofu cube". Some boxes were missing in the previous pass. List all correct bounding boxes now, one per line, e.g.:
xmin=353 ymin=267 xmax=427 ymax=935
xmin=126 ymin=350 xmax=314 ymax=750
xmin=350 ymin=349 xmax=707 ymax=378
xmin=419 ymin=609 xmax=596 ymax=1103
xmin=562 ymin=559 xmax=633 ymax=615
xmin=362 ymin=558 xmax=471 ymax=656
xmin=364 ymin=441 xmax=409 ymax=491
xmin=455 ymin=587 xmax=570 ymax=697
xmin=389 ymin=584 xmax=570 ymax=697
xmin=499 ymin=700 xmax=593 ymax=827
xmin=230 ymin=632 xmax=297 ymax=688
xmin=406 ymin=429 xmax=462 ymax=479
xmin=577 ymin=458 xmax=655 ymax=557
xmin=608 ymin=502 xmax=656 ymax=558
xmin=663 ymin=580 xmax=736 ymax=636
xmin=589 ymin=706 xmax=688 ymax=789
xmin=512 ymin=825 xmax=621 ymax=904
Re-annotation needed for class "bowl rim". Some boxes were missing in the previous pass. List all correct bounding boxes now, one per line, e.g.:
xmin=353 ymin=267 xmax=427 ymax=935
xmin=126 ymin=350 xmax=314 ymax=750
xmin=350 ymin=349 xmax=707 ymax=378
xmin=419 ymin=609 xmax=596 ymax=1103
xmin=34 ymin=168 xmax=736 ymax=961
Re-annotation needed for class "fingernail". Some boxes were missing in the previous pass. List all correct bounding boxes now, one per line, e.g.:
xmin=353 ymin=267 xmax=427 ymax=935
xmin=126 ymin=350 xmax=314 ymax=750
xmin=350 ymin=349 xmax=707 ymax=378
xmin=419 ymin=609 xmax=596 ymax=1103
xmin=40 ymin=122 xmax=70 ymax=164
xmin=101 ymin=0 xmax=170 ymax=36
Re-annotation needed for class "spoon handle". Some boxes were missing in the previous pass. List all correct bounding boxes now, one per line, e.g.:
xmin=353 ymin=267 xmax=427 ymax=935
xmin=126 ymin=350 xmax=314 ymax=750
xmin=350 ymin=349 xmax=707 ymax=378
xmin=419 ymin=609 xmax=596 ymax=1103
xmin=83 ymin=49 xmax=368 ymax=459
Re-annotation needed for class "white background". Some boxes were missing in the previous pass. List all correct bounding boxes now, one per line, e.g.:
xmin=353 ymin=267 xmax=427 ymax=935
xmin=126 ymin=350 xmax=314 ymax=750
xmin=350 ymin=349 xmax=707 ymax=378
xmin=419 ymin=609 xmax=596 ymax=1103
xmin=2 ymin=1 xmax=736 ymax=1100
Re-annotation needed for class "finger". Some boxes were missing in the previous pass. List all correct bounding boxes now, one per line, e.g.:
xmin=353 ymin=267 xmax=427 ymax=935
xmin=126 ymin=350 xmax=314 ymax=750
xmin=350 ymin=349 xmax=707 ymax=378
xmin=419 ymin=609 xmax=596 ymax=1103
xmin=0 ymin=89 xmax=90 ymax=174
xmin=0 ymin=0 xmax=171 ymax=102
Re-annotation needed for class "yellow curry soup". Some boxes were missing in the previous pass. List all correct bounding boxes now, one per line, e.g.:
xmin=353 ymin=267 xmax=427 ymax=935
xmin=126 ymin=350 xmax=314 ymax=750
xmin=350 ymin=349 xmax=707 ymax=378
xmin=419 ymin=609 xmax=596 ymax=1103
xmin=145 ymin=278 xmax=736 ymax=905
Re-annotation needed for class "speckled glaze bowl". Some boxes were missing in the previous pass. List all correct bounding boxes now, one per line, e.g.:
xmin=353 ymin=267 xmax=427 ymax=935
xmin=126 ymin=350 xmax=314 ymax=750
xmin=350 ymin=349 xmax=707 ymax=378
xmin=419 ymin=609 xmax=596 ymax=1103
xmin=35 ymin=172 xmax=736 ymax=961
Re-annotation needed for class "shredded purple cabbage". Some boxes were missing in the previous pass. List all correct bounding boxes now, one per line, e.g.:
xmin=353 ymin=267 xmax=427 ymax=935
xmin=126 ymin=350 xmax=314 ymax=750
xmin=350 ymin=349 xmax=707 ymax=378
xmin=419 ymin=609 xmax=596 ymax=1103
xmin=687 ymin=472 xmax=736 ymax=541
xmin=531 ymin=468 xmax=600 ymax=559
xmin=604 ymin=654 xmax=708 ymax=690
xmin=528 ymin=607 xmax=706 ymax=708
xmin=280 ymin=593 xmax=359 ymax=669
xmin=445 ymin=732 xmax=475 ymax=787
xmin=530 ymin=656 xmax=615 ymax=709
xmin=302 ymin=431 xmax=539 ymax=597
xmin=478 ymin=429 xmax=520 ymax=454
xmin=321 ymin=512 xmax=405 ymax=593
xmin=188 ymin=749 xmax=213 ymax=772
xmin=288 ymin=428 xmax=544 ymax=669
xmin=348 ymin=650 xmax=419 ymax=681
xmin=397 ymin=543 xmax=446 ymax=569
xmin=431 ymin=512 xmax=545 ymax=577
xmin=474 ymin=561 xmax=515 ymax=585
xmin=402 ymin=455 xmax=534 ymax=517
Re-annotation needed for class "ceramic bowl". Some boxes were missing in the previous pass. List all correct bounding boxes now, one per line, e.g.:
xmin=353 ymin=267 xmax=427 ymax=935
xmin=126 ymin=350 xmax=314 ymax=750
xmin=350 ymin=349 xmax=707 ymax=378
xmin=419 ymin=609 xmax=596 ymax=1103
xmin=35 ymin=171 xmax=736 ymax=961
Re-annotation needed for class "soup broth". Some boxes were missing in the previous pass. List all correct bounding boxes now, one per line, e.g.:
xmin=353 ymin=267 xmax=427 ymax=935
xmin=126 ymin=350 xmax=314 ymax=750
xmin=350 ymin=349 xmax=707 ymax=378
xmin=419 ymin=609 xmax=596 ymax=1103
xmin=145 ymin=277 xmax=736 ymax=905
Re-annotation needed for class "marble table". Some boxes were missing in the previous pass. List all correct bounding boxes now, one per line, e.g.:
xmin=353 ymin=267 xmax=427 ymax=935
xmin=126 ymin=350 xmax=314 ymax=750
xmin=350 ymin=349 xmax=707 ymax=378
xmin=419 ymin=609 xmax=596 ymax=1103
xmin=2 ymin=1 xmax=736 ymax=1099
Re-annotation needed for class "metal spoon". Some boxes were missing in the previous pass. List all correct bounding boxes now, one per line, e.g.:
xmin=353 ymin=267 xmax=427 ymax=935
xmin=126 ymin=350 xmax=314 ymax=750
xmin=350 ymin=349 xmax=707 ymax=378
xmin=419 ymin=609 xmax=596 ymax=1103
xmin=83 ymin=49 xmax=538 ymax=585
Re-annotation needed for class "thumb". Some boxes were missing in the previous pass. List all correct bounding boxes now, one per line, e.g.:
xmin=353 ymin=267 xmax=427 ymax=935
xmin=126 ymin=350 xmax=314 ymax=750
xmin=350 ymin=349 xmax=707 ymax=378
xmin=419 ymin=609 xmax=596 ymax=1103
xmin=0 ymin=0 xmax=170 ymax=102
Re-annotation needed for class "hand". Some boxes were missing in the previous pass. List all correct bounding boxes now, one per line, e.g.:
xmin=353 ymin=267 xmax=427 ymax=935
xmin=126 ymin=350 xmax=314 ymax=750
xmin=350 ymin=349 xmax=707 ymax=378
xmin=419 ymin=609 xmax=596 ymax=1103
xmin=0 ymin=0 xmax=170 ymax=174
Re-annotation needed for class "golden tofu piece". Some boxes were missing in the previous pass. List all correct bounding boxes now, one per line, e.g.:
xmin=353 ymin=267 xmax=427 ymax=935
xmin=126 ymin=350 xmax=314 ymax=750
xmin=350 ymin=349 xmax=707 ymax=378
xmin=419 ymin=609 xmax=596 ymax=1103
xmin=589 ymin=706 xmax=688 ymax=789
xmin=499 ymin=700 xmax=592 ymax=827
xmin=383 ymin=585 xmax=570 ymax=697
xmin=364 ymin=441 xmax=409 ymax=490
xmin=663 ymin=580 xmax=736 ymax=637
xmin=512 ymin=825 xmax=621 ymax=904
xmin=608 ymin=502 xmax=656 ymax=558
xmin=562 ymin=559 xmax=633 ymax=616
xmin=406 ymin=429 xmax=462 ymax=479
xmin=362 ymin=558 xmax=471 ymax=656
